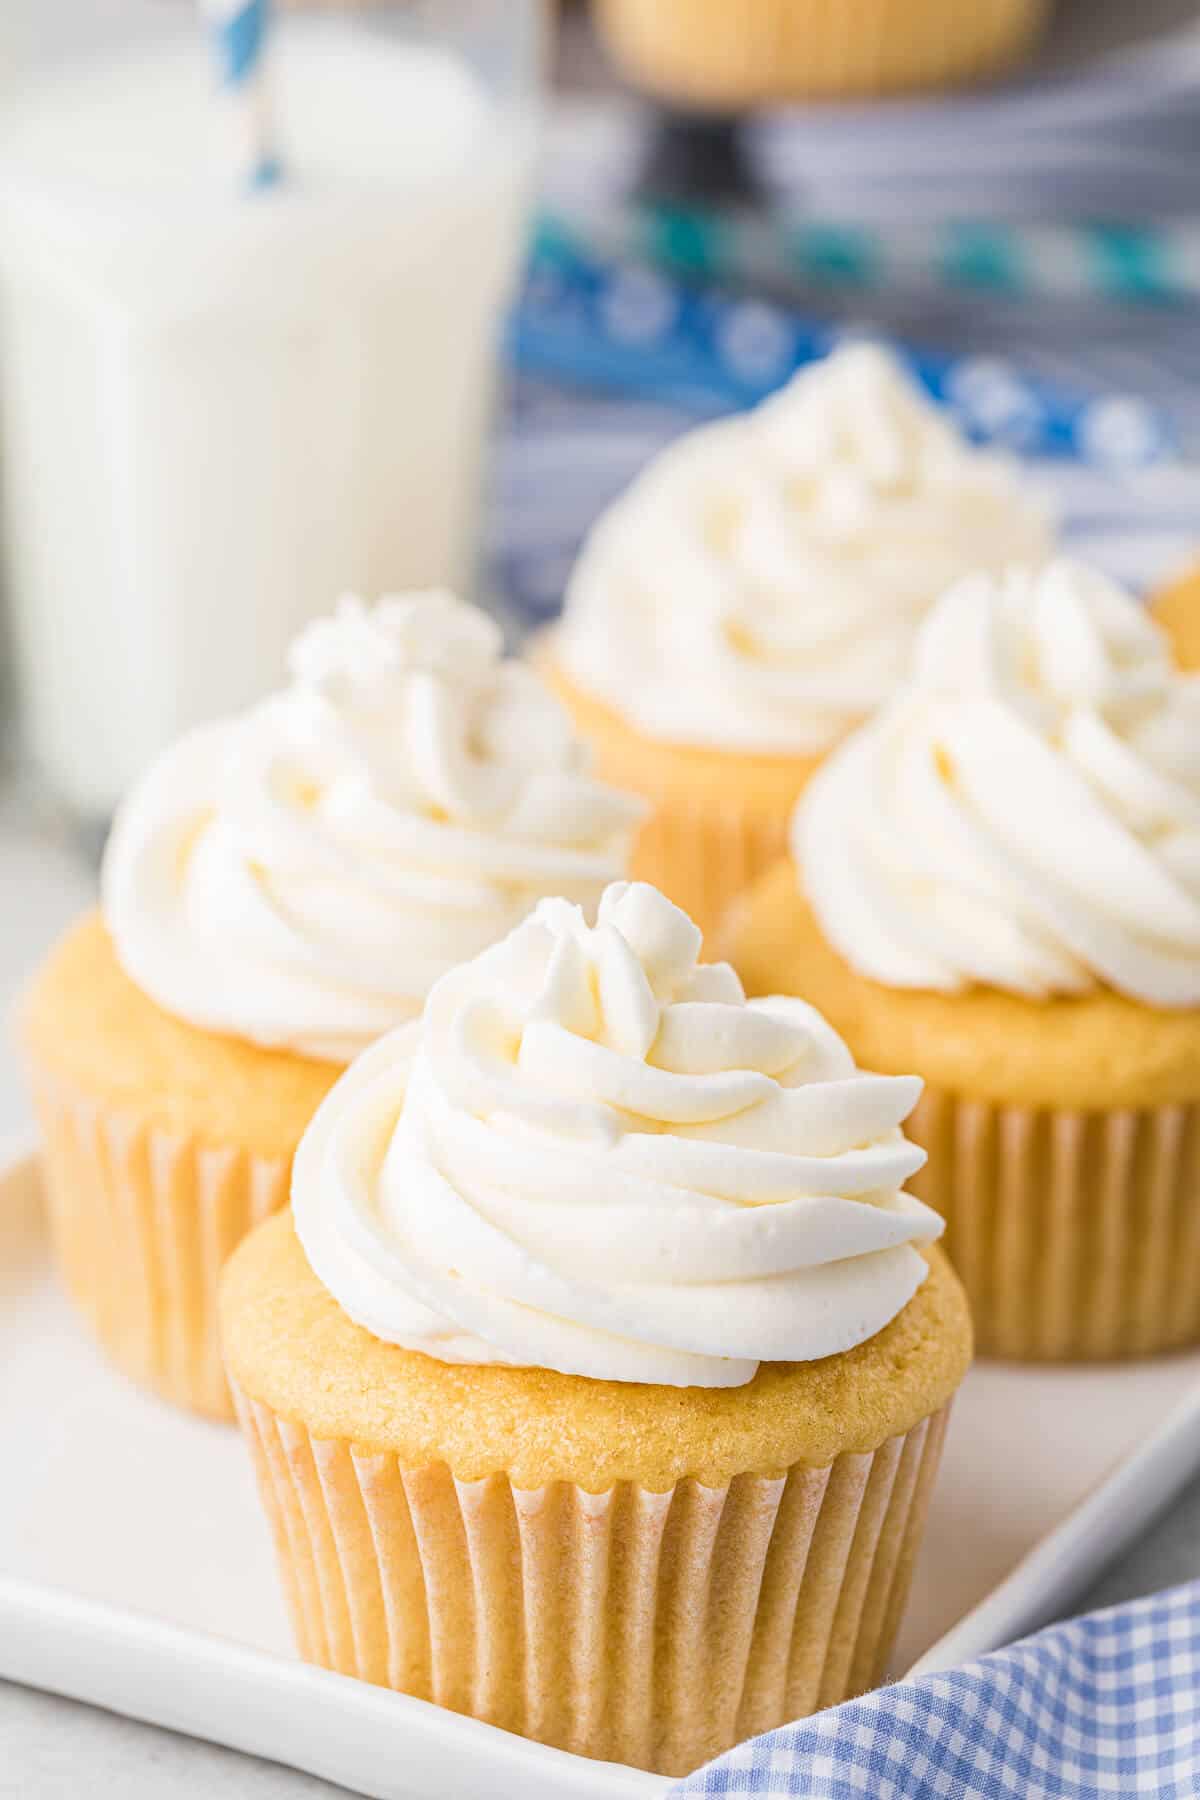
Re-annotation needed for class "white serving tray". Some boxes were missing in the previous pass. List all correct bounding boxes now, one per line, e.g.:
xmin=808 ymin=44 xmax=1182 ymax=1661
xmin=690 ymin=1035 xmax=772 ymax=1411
xmin=4 ymin=1133 xmax=1200 ymax=1799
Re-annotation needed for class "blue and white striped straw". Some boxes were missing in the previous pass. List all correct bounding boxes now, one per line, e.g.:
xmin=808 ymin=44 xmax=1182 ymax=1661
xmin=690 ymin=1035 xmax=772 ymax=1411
xmin=201 ymin=0 xmax=281 ymax=191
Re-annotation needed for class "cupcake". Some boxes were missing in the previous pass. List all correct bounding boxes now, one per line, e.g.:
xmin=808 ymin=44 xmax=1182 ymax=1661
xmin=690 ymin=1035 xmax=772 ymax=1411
xmin=21 ymin=591 xmax=641 ymax=1417
xmin=222 ymin=880 xmax=971 ymax=1776
xmin=595 ymin=0 xmax=1049 ymax=107
xmin=543 ymin=343 xmax=1052 ymax=937
xmin=729 ymin=560 xmax=1200 ymax=1361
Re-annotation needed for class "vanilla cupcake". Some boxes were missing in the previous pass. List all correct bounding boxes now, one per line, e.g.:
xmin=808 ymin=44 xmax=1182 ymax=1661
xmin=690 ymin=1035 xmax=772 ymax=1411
xmin=222 ymin=880 xmax=970 ymax=1774
xmin=22 ymin=592 xmax=641 ymax=1416
xmin=596 ymin=0 xmax=1048 ymax=106
xmin=730 ymin=560 xmax=1200 ymax=1360
xmin=543 ymin=343 xmax=1052 ymax=936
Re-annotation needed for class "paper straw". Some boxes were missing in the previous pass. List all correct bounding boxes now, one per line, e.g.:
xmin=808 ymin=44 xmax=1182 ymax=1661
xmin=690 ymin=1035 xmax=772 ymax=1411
xmin=201 ymin=0 xmax=281 ymax=191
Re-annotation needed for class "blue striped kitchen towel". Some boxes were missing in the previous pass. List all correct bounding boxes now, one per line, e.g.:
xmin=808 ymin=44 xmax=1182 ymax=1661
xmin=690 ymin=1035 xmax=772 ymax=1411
xmin=668 ymin=1578 xmax=1200 ymax=1798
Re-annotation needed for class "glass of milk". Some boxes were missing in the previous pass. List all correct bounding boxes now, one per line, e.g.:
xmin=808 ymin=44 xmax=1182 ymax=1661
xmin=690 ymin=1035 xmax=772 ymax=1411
xmin=0 ymin=0 xmax=543 ymax=819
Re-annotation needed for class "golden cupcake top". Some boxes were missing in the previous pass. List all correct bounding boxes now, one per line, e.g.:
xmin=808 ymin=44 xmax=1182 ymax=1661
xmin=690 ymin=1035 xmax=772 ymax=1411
xmin=20 ymin=911 xmax=340 ymax=1157
xmin=729 ymin=860 xmax=1200 ymax=1111
xmin=222 ymin=1214 xmax=968 ymax=1487
xmin=290 ymin=880 xmax=944 ymax=1388
xmin=1152 ymin=565 xmax=1200 ymax=675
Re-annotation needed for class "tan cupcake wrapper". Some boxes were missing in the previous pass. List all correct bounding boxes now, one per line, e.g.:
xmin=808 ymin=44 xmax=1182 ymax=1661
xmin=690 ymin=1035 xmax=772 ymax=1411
xmin=910 ymin=1087 xmax=1200 ymax=1361
xmin=539 ymin=642 xmax=819 ymax=939
xmin=232 ymin=1387 xmax=950 ymax=1776
xmin=33 ymin=1072 xmax=291 ymax=1419
xmin=630 ymin=786 xmax=800 ymax=945
xmin=596 ymin=0 xmax=1047 ymax=104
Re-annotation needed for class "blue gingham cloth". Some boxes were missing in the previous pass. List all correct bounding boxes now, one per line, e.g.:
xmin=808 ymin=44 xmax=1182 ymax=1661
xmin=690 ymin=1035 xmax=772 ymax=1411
xmin=668 ymin=1580 xmax=1200 ymax=1798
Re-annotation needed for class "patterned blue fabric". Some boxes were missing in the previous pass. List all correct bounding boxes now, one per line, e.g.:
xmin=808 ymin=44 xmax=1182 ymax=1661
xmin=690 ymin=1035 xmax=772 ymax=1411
xmin=510 ymin=232 xmax=1176 ymax=460
xmin=494 ymin=240 xmax=1199 ymax=640
xmin=491 ymin=376 xmax=1198 ymax=641
xmin=669 ymin=1580 xmax=1200 ymax=1798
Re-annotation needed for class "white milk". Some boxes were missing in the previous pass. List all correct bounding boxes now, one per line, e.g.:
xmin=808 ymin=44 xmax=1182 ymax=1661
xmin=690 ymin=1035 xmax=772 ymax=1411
xmin=0 ymin=21 xmax=535 ymax=815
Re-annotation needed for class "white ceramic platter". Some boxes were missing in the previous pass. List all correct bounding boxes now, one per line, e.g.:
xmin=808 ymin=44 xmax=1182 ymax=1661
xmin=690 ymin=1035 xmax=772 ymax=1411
xmin=4 ymin=1135 xmax=1200 ymax=1798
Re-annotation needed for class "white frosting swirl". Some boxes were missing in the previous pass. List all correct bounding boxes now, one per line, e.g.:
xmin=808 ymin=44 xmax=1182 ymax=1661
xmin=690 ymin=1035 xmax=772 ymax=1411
xmin=102 ymin=592 xmax=643 ymax=1061
xmin=556 ymin=343 xmax=1052 ymax=753
xmin=293 ymin=881 xmax=942 ymax=1386
xmin=797 ymin=561 xmax=1200 ymax=1007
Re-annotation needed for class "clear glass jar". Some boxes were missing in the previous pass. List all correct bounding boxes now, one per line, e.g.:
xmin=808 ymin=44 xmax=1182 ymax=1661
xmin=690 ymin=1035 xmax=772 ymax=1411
xmin=0 ymin=0 xmax=545 ymax=819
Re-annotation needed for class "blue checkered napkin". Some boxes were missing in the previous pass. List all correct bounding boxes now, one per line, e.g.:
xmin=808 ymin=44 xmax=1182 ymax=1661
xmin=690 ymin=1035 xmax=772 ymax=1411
xmin=669 ymin=1579 xmax=1200 ymax=1798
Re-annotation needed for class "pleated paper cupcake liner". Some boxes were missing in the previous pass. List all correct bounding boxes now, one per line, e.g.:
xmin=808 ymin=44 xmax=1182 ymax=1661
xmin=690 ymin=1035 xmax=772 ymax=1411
xmin=596 ymin=0 xmax=1046 ymax=104
xmin=232 ymin=1388 xmax=950 ymax=1777
xmin=628 ymin=786 xmax=809 ymax=945
xmin=33 ymin=1072 xmax=291 ymax=1418
xmin=909 ymin=1087 xmax=1200 ymax=1361
xmin=539 ymin=647 xmax=820 ymax=941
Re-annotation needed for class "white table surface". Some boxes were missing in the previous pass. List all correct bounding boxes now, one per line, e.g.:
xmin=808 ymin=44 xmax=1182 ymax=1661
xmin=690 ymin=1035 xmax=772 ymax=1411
xmin=3 ymin=786 xmax=1200 ymax=1797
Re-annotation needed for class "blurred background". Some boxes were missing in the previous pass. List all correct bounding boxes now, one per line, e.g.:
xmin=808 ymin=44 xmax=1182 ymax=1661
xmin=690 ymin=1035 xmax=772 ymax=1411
xmin=1 ymin=0 xmax=1199 ymax=1029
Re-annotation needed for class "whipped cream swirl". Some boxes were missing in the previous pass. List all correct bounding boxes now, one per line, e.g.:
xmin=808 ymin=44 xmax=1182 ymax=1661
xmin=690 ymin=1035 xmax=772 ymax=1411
xmin=293 ymin=881 xmax=942 ymax=1386
xmin=797 ymin=561 xmax=1200 ymax=1007
xmin=103 ymin=593 xmax=642 ymax=1061
xmin=556 ymin=343 xmax=1052 ymax=753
